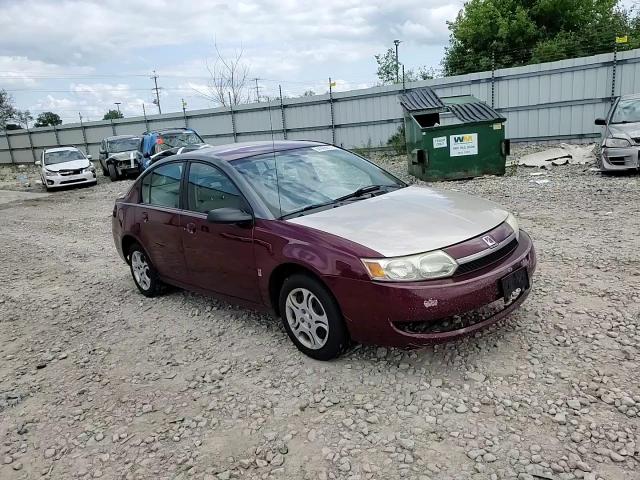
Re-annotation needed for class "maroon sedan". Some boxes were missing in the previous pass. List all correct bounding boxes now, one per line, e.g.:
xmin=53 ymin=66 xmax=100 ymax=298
xmin=112 ymin=141 xmax=535 ymax=360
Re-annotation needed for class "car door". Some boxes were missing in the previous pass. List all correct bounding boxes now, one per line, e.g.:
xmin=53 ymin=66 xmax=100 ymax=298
xmin=138 ymin=161 xmax=189 ymax=284
xmin=180 ymin=161 xmax=260 ymax=302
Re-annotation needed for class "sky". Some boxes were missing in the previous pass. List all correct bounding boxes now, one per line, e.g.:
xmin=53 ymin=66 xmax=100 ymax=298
xmin=0 ymin=0 xmax=636 ymax=124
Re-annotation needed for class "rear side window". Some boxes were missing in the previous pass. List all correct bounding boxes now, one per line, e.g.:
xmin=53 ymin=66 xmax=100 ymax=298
xmin=186 ymin=162 xmax=243 ymax=213
xmin=141 ymin=162 xmax=183 ymax=208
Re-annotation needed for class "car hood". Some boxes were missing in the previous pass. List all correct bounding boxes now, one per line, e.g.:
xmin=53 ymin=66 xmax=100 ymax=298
xmin=609 ymin=123 xmax=640 ymax=139
xmin=109 ymin=151 xmax=138 ymax=160
xmin=45 ymin=159 xmax=91 ymax=171
xmin=287 ymin=186 xmax=509 ymax=257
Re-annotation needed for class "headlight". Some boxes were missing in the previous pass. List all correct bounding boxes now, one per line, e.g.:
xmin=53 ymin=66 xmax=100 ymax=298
xmin=604 ymin=137 xmax=631 ymax=148
xmin=362 ymin=250 xmax=458 ymax=281
xmin=84 ymin=165 xmax=95 ymax=173
xmin=44 ymin=170 xmax=58 ymax=177
xmin=505 ymin=213 xmax=520 ymax=241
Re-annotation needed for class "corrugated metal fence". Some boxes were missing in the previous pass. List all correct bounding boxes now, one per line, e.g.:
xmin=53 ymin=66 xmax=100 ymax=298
xmin=2 ymin=48 xmax=639 ymax=164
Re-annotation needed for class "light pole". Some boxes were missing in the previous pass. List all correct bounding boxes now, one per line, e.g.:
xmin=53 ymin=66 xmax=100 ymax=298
xmin=114 ymin=102 xmax=122 ymax=115
xmin=393 ymin=39 xmax=402 ymax=83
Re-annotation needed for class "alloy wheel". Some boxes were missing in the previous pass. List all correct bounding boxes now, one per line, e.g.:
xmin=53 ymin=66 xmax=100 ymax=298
xmin=284 ymin=288 xmax=329 ymax=350
xmin=131 ymin=250 xmax=151 ymax=290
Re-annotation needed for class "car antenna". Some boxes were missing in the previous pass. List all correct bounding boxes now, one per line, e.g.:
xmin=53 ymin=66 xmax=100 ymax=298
xmin=266 ymin=93 xmax=283 ymax=217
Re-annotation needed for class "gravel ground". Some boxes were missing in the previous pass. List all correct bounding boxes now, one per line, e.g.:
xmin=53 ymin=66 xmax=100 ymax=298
xmin=0 ymin=150 xmax=639 ymax=480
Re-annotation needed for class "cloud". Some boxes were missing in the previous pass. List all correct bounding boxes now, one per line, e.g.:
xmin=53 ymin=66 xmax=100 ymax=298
xmin=28 ymin=83 xmax=147 ymax=122
xmin=0 ymin=56 xmax=93 ymax=86
xmin=0 ymin=0 xmax=462 ymax=67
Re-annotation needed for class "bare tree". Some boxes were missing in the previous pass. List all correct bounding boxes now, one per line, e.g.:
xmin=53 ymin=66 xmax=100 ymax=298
xmin=193 ymin=42 xmax=252 ymax=107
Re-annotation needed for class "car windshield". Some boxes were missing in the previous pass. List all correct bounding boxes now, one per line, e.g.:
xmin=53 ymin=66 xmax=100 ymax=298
xmin=611 ymin=98 xmax=640 ymax=123
xmin=44 ymin=150 xmax=85 ymax=165
xmin=231 ymin=146 xmax=405 ymax=217
xmin=158 ymin=131 xmax=203 ymax=149
xmin=108 ymin=137 xmax=141 ymax=153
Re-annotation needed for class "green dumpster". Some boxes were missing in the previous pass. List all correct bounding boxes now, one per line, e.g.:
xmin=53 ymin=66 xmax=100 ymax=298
xmin=401 ymin=87 xmax=510 ymax=181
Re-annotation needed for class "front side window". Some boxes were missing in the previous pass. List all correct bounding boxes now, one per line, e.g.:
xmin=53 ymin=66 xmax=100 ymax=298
xmin=231 ymin=146 xmax=404 ymax=217
xmin=186 ymin=162 xmax=243 ymax=213
xmin=44 ymin=149 xmax=85 ymax=165
xmin=141 ymin=162 xmax=183 ymax=208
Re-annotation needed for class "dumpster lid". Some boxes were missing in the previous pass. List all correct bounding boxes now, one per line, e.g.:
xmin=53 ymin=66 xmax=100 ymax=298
xmin=401 ymin=87 xmax=506 ymax=124
xmin=400 ymin=87 xmax=445 ymax=111
xmin=447 ymin=102 xmax=506 ymax=123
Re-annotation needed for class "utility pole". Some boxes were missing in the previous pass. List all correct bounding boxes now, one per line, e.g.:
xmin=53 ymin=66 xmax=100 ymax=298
xmin=114 ymin=102 xmax=121 ymax=115
xmin=393 ymin=39 xmax=402 ymax=83
xmin=253 ymin=78 xmax=261 ymax=103
xmin=151 ymin=70 xmax=162 ymax=114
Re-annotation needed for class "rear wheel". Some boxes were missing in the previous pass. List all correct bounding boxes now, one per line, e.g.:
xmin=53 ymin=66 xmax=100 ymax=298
xmin=278 ymin=274 xmax=349 ymax=360
xmin=128 ymin=243 xmax=162 ymax=297
xmin=108 ymin=163 xmax=119 ymax=181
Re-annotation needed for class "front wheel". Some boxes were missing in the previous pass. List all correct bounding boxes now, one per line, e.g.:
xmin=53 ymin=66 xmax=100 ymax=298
xmin=108 ymin=163 xmax=119 ymax=182
xmin=278 ymin=274 xmax=349 ymax=360
xmin=128 ymin=243 xmax=162 ymax=297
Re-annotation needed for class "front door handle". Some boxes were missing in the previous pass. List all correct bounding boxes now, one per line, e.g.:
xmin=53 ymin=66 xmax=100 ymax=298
xmin=185 ymin=222 xmax=196 ymax=234
xmin=142 ymin=212 xmax=148 ymax=223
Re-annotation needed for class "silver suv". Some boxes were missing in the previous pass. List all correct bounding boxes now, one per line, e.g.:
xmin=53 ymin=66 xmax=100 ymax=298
xmin=99 ymin=135 xmax=143 ymax=181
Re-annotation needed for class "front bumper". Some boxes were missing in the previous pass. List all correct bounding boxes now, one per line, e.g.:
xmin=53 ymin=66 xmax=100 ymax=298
xmin=326 ymin=230 xmax=536 ymax=348
xmin=45 ymin=171 xmax=97 ymax=188
xmin=601 ymin=146 xmax=640 ymax=170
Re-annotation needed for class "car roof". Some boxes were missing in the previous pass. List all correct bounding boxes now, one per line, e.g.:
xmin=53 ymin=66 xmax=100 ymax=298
xmin=192 ymin=140 xmax=325 ymax=162
xmin=144 ymin=128 xmax=195 ymax=135
xmin=44 ymin=146 xmax=81 ymax=153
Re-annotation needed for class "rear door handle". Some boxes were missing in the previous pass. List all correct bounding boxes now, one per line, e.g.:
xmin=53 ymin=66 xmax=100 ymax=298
xmin=185 ymin=222 xmax=196 ymax=234
xmin=142 ymin=212 xmax=148 ymax=222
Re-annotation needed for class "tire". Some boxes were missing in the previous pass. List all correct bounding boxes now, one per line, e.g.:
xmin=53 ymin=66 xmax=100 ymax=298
xmin=128 ymin=242 xmax=162 ymax=297
xmin=108 ymin=163 xmax=119 ymax=182
xmin=278 ymin=273 xmax=349 ymax=360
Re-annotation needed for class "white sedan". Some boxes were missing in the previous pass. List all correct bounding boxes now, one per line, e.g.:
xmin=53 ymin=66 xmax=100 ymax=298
xmin=37 ymin=147 xmax=97 ymax=191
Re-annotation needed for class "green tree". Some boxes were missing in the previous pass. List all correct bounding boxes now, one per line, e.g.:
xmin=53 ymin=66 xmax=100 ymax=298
xmin=0 ymin=89 xmax=32 ymax=129
xmin=103 ymin=109 xmax=124 ymax=120
xmin=375 ymin=49 xmax=438 ymax=84
xmin=34 ymin=111 xmax=62 ymax=127
xmin=443 ymin=0 xmax=637 ymax=76
xmin=302 ymin=90 xmax=316 ymax=96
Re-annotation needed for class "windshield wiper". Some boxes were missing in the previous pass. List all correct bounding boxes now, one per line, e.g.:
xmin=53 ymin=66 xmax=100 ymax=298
xmin=281 ymin=200 xmax=337 ymax=219
xmin=280 ymin=185 xmax=402 ymax=220
xmin=333 ymin=184 xmax=396 ymax=202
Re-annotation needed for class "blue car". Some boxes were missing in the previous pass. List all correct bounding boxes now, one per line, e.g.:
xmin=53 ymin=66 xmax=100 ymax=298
xmin=139 ymin=128 xmax=208 ymax=170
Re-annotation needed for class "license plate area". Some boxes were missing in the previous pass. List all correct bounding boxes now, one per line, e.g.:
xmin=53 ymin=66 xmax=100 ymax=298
xmin=500 ymin=267 xmax=529 ymax=302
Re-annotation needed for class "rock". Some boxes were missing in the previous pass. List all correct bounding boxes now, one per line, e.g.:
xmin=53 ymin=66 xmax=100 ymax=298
xmin=44 ymin=448 xmax=56 ymax=459
xmin=609 ymin=451 xmax=625 ymax=462
xmin=256 ymin=459 xmax=268 ymax=468
xmin=271 ymin=453 xmax=285 ymax=466
xmin=12 ymin=462 xmax=23 ymax=471
xmin=467 ymin=449 xmax=485 ymax=460
xmin=376 ymin=347 xmax=387 ymax=358
xmin=431 ymin=379 xmax=443 ymax=387
xmin=466 ymin=372 xmax=486 ymax=382
xmin=456 ymin=404 xmax=468 ymax=413
xmin=338 ymin=459 xmax=351 ymax=472
xmin=567 ymin=399 xmax=581 ymax=409
xmin=217 ymin=471 xmax=231 ymax=480
xmin=484 ymin=453 xmax=497 ymax=463
xmin=95 ymin=432 xmax=104 ymax=442
xmin=365 ymin=414 xmax=379 ymax=424
xmin=142 ymin=404 xmax=153 ymax=413
xmin=575 ymin=461 xmax=591 ymax=472
xmin=3 ymin=455 xmax=13 ymax=464
xmin=554 ymin=412 xmax=567 ymax=424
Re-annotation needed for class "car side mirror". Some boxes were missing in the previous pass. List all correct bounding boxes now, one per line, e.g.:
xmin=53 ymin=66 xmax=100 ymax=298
xmin=207 ymin=208 xmax=253 ymax=225
xmin=595 ymin=118 xmax=607 ymax=126
xmin=143 ymin=152 xmax=150 ymax=158
xmin=34 ymin=160 xmax=41 ymax=166
xmin=86 ymin=154 xmax=92 ymax=160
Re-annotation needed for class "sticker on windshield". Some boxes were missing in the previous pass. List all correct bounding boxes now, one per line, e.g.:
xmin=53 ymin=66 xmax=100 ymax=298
xmin=311 ymin=145 xmax=338 ymax=152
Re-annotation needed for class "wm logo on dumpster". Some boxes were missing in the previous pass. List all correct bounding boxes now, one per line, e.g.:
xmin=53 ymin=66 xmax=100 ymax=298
xmin=453 ymin=135 xmax=474 ymax=144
